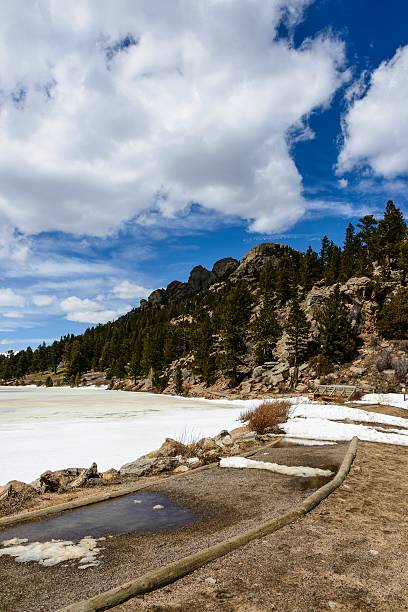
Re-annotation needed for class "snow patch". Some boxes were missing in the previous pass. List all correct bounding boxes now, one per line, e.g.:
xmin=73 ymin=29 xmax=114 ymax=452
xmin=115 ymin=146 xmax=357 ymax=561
xmin=358 ymin=393 xmax=408 ymax=410
xmin=290 ymin=403 xmax=408 ymax=429
xmin=220 ymin=457 xmax=333 ymax=478
xmin=0 ymin=536 xmax=102 ymax=567
xmin=283 ymin=418 xmax=408 ymax=446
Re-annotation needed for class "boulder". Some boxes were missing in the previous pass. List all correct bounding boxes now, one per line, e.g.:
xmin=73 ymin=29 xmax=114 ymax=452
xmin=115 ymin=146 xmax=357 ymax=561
xmin=156 ymin=437 xmax=182 ymax=457
xmin=173 ymin=465 xmax=189 ymax=474
xmin=166 ymin=281 xmax=194 ymax=302
xmin=0 ymin=480 xmax=38 ymax=502
xmin=66 ymin=463 xmax=100 ymax=490
xmin=120 ymin=456 xmax=180 ymax=477
xmin=188 ymin=265 xmax=214 ymax=292
xmin=265 ymin=372 xmax=284 ymax=386
xmin=349 ymin=366 xmax=367 ymax=376
xmin=197 ymin=437 xmax=218 ymax=451
xmin=40 ymin=468 xmax=84 ymax=493
xmin=212 ymin=258 xmax=239 ymax=279
xmin=148 ymin=288 xmax=167 ymax=307
xmin=252 ymin=366 xmax=264 ymax=380
xmin=101 ymin=468 xmax=120 ymax=482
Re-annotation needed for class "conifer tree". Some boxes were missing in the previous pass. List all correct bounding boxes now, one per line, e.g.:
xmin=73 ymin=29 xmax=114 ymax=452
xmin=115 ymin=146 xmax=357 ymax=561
xmin=191 ymin=309 xmax=216 ymax=384
xmin=286 ymin=293 xmax=310 ymax=368
xmin=377 ymin=287 xmax=408 ymax=339
xmin=340 ymin=223 xmax=362 ymax=281
xmin=317 ymin=286 xmax=357 ymax=364
xmin=219 ymin=282 xmax=252 ymax=381
xmin=300 ymin=246 xmax=322 ymax=290
xmin=356 ymin=214 xmax=378 ymax=265
xmin=376 ymin=200 xmax=407 ymax=266
xmin=251 ymin=296 xmax=281 ymax=364
xmin=174 ymin=365 xmax=184 ymax=395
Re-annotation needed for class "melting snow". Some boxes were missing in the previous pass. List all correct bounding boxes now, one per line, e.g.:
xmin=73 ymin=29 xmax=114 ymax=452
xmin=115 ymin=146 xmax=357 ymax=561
xmin=358 ymin=393 xmax=408 ymax=410
xmin=290 ymin=403 xmax=408 ymax=429
xmin=0 ymin=536 xmax=102 ymax=567
xmin=220 ymin=457 xmax=333 ymax=478
xmin=283 ymin=417 xmax=408 ymax=446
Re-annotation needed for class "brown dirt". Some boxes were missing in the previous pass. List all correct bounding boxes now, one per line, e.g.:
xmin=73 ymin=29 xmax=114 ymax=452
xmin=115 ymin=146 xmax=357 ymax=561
xmin=116 ymin=441 xmax=408 ymax=612
xmin=0 ymin=444 xmax=346 ymax=612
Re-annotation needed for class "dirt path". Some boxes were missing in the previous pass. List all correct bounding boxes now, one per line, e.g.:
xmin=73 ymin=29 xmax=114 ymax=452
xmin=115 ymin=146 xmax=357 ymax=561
xmin=116 ymin=441 xmax=408 ymax=612
xmin=0 ymin=445 xmax=346 ymax=612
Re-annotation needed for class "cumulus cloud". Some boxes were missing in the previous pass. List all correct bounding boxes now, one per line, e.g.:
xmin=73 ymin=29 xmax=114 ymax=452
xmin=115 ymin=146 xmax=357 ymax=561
xmin=31 ymin=294 xmax=55 ymax=307
xmin=0 ymin=0 xmax=347 ymax=236
xmin=338 ymin=46 xmax=408 ymax=177
xmin=0 ymin=288 xmax=25 ymax=308
xmin=60 ymin=296 xmax=130 ymax=324
xmin=112 ymin=280 xmax=151 ymax=300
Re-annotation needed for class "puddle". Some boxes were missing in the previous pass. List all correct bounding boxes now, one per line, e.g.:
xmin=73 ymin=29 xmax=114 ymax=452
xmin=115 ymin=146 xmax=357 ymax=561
xmin=0 ymin=492 xmax=196 ymax=543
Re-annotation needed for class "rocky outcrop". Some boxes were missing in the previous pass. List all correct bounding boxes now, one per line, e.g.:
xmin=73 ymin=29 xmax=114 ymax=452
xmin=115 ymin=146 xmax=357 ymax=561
xmin=0 ymin=480 xmax=38 ymax=502
xmin=143 ymin=257 xmax=239 ymax=310
xmin=188 ymin=265 xmax=214 ymax=292
xmin=120 ymin=456 xmax=181 ymax=477
xmin=39 ymin=462 xmax=101 ymax=492
xmin=166 ymin=280 xmax=195 ymax=302
xmin=212 ymin=257 xmax=239 ymax=279
xmin=148 ymin=288 xmax=167 ymax=307
xmin=230 ymin=243 xmax=298 ymax=282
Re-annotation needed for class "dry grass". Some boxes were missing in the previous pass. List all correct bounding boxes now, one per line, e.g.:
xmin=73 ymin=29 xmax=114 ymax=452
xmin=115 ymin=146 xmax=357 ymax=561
xmin=172 ymin=429 xmax=202 ymax=458
xmin=240 ymin=400 xmax=290 ymax=434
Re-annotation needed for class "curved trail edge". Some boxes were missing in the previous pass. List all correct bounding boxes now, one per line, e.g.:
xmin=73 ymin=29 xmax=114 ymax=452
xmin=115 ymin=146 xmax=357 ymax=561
xmin=59 ymin=437 xmax=359 ymax=612
xmin=0 ymin=438 xmax=284 ymax=528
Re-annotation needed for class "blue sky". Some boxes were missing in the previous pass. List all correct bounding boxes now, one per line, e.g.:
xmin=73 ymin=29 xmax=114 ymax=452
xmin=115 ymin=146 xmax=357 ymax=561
xmin=1 ymin=0 xmax=408 ymax=352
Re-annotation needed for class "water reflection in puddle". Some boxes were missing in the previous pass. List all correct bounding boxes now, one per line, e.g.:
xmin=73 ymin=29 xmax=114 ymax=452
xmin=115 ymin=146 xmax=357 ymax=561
xmin=0 ymin=492 xmax=196 ymax=543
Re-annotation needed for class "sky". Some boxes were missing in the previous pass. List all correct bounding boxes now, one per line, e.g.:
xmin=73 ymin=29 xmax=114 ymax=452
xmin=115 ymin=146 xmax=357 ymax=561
xmin=1 ymin=0 xmax=408 ymax=352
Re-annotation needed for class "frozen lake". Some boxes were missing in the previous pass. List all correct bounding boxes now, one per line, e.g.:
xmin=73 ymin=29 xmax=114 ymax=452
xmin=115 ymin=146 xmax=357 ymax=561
xmin=0 ymin=386 xmax=252 ymax=485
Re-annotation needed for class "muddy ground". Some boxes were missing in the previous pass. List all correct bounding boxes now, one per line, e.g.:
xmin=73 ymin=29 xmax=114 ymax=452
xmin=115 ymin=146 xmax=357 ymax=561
xmin=0 ymin=444 xmax=346 ymax=612
xmin=117 ymin=441 xmax=408 ymax=612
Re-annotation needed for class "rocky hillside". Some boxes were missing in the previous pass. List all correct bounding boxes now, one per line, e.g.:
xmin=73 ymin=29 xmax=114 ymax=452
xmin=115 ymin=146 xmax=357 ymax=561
xmin=1 ymin=200 xmax=408 ymax=397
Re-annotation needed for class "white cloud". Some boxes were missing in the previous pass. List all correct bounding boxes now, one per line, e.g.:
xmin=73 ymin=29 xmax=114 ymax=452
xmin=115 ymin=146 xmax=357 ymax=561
xmin=60 ymin=295 xmax=130 ymax=324
xmin=0 ymin=0 xmax=347 ymax=236
xmin=112 ymin=280 xmax=151 ymax=300
xmin=3 ymin=311 xmax=24 ymax=319
xmin=338 ymin=46 xmax=408 ymax=177
xmin=338 ymin=178 xmax=348 ymax=189
xmin=0 ymin=288 xmax=25 ymax=308
xmin=32 ymin=294 xmax=55 ymax=307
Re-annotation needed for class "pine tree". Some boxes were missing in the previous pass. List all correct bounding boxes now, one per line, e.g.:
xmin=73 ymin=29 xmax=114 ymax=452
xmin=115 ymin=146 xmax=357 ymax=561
xmin=317 ymin=286 xmax=357 ymax=364
xmin=251 ymin=296 xmax=281 ymax=365
xmin=300 ymin=246 xmax=322 ymax=290
xmin=356 ymin=214 xmax=378 ymax=266
xmin=219 ymin=282 xmax=252 ymax=381
xmin=377 ymin=288 xmax=408 ymax=339
xmin=340 ymin=223 xmax=362 ymax=281
xmin=286 ymin=293 xmax=310 ymax=368
xmin=324 ymin=243 xmax=341 ymax=285
xmin=191 ymin=309 xmax=216 ymax=384
xmin=174 ymin=365 xmax=184 ymax=395
xmin=376 ymin=200 xmax=407 ymax=267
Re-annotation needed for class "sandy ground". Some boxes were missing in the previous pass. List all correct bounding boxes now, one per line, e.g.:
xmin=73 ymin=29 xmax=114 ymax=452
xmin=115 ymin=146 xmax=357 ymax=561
xmin=0 ymin=445 xmax=346 ymax=612
xmin=116 ymin=441 xmax=408 ymax=612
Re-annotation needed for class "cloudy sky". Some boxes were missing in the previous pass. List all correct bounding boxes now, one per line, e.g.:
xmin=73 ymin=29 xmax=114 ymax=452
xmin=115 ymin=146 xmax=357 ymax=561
xmin=1 ymin=0 xmax=408 ymax=351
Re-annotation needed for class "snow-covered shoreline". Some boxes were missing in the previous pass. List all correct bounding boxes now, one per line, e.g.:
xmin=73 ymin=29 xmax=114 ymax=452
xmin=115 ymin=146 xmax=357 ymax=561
xmin=1 ymin=387 xmax=407 ymax=486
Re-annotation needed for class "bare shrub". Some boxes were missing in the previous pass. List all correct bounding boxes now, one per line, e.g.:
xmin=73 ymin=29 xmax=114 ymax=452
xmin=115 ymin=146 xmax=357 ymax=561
xmin=173 ymin=429 xmax=201 ymax=458
xmin=394 ymin=357 xmax=408 ymax=383
xmin=376 ymin=350 xmax=392 ymax=372
xmin=240 ymin=400 xmax=290 ymax=434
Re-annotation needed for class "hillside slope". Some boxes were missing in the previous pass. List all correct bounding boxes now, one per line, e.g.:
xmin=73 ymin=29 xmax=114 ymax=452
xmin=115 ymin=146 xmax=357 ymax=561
xmin=1 ymin=200 xmax=408 ymax=397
